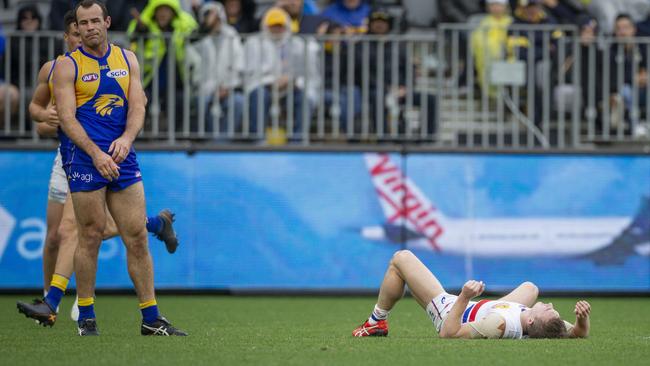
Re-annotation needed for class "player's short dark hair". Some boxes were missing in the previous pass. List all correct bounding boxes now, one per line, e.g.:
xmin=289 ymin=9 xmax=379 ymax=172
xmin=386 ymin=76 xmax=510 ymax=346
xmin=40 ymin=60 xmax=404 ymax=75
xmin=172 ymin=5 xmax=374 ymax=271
xmin=74 ymin=0 xmax=109 ymax=21
xmin=63 ymin=10 xmax=76 ymax=34
xmin=528 ymin=317 xmax=568 ymax=339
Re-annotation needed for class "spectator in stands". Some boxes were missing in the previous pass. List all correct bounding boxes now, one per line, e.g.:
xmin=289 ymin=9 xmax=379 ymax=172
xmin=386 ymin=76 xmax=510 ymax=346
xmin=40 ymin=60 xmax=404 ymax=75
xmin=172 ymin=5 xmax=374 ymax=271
xmin=438 ymin=0 xmax=484 ymax=24
xmin=587 ymin=0 xmax=649 ymax=36
xmin=320 ymin=21 xmax=361 ymax=133
xmin=187 ymin=1 xmax=245 ymax=134
xmin=219 ymin=0 xmax=259 ymax=33
xmin=276 ymin=0 xmax=324 ymax=34
xmin=362 ymin=7 xmax=437 ymax=136
xmin=555 ymin=15 xmax=604 ymax=128
xmin=127 ymin=0 xmax=197 ymax=132
xmin=540 ymin=0 xmax=585 ymax=25
xmin=127 ymin=0 xmax=198 ymax=94
xmin=509 ymin=0 xmax=561 ymax=124
xmin=321 ymin=0 xmax=371 ymax=33
xmin=8 ymin=5 xmax=50 ymax=97
xmin=510 ymin=0 xmax=558 ymax=62
xmin=609 ymin=14 xmax=647 ymax=133
xmin=48 ymin=0 xmax=148 ymax=31
xmin=0 ymin=24 xmax=18 ymax=119
xmin=471 ymin=0 xmax=513 ymax=96
xmin=244 ymin=7 xmax=321 ymax=138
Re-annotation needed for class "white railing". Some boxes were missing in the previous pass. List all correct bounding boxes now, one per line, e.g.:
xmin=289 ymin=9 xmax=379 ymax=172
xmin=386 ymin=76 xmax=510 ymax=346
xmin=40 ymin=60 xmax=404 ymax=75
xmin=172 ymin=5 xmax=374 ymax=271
xmin=1 ymin=28 xmax=649 ymax=151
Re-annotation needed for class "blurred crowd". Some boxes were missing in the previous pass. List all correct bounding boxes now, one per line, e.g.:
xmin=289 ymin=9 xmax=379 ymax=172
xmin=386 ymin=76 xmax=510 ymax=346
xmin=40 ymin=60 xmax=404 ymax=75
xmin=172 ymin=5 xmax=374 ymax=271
xmin=0 ymin=0 xmax=649 ymax=140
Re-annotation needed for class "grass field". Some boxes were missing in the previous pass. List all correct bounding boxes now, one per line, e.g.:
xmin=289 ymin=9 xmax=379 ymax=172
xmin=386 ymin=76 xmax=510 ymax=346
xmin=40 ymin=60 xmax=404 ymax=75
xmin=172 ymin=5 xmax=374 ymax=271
xmin=1 ymin=295 xmax=649 ymax=365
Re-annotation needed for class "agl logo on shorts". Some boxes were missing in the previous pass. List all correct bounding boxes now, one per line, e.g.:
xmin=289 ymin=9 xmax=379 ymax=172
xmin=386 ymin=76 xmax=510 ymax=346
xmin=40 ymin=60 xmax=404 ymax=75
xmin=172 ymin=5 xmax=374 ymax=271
xmin=69 ymin=171 xmax=93 ymax=183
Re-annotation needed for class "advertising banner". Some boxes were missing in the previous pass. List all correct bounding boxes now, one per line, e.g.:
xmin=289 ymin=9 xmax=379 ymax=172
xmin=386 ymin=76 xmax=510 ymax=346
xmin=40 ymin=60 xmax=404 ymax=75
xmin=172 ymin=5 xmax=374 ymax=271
xmin=0 ymin=151 xmax=648 ymax=291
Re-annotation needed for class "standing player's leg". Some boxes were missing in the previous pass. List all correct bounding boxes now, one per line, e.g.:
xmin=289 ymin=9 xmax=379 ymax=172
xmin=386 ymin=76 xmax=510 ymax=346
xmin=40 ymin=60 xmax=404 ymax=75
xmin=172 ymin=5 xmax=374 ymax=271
xmin=42 ymin=200 xmax=64 ymax=295
xmin=106 ymin=182 xmax=186 ymax=336
xmin=71 ymin=188 xmax=108 ymax=335
xmin=353 ymin=250 xmax=447 ymax=336
xmin=42 ymin=151 xmax=68 ymax=295
xmin=498 ymin=281 xmax=539 ymax=307
xmin=39 ymin=196 xmax=79 ymax=320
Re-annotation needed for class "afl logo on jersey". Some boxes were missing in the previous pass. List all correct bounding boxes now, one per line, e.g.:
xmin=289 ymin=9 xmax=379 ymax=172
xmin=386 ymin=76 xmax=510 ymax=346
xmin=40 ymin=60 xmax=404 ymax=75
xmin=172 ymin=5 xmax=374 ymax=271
xmin=81 ymin=73 xmax=99 ymax=82
xmin=106 ymin=69 xmax=128 ymax=79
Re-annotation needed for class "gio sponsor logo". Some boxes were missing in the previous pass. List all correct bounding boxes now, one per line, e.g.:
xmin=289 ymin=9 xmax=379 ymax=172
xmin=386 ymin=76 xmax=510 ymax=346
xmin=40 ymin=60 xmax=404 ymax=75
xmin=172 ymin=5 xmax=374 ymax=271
xmin=81 ymin=73 xmax=99 ymax=82
xmin=93 ymin=94 xmax=124 ymax=116
xmin=69 ymin=171 xmax=93 ymax=183
xmin=106 ymin=69 xmax=128 ymax=79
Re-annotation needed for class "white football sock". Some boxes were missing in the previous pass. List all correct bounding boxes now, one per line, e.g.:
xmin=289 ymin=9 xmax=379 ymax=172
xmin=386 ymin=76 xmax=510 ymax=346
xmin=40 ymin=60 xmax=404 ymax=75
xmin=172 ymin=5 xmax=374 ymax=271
xmin=367 ymin=304 xmax=390 ymax=325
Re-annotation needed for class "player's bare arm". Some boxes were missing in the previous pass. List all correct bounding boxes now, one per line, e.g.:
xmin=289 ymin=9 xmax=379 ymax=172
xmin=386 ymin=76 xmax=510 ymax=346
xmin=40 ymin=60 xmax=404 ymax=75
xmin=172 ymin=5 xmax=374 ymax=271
xmin=439 ymin=280 xmax=486 ymax=339
xmin=568 ymin=300 xmax=591 ymax=338
xmin=109 ymin=50 xmax=146 ymax=164
xmin=29 ymin=61 xmax=59 ymax=138
xmin=53 ymin=56 xmax=119 ymax=181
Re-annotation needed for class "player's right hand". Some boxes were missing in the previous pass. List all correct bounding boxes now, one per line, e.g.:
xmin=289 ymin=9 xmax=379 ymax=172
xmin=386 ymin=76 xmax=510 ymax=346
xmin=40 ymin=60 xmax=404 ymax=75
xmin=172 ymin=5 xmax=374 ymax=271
xmin=93 ymin=151 xmax=120 ymax=181
xmin=460 ymin=280 xmax=485 ymax=299
xmin=45 ymin=106 xmax=59 ymax=126
xmin=574 ymin=300 xmax=591 ymax=320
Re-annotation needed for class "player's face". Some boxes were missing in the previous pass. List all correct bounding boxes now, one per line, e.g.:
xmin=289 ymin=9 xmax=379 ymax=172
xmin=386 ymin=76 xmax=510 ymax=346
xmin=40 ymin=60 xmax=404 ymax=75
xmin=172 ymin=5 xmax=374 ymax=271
xmin=76 ymin=4 xmax=111 ymax=49
xmin=530 ymin=302 xmax=560 ymax=322
xmin=64 ymin=24 xmax=82 ymax=52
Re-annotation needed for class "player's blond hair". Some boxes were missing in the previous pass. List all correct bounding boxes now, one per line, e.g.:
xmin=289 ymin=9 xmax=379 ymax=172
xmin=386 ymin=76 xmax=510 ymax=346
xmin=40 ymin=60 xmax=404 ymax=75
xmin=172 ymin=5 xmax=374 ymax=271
xmin=528 ymin=317 xmax=568 ymax=338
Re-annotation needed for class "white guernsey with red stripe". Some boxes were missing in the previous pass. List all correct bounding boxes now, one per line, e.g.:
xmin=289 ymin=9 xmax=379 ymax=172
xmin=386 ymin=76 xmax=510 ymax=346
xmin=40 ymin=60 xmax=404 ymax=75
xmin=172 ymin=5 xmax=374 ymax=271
xmin=427 ymin=293 xmax=528 ymax=339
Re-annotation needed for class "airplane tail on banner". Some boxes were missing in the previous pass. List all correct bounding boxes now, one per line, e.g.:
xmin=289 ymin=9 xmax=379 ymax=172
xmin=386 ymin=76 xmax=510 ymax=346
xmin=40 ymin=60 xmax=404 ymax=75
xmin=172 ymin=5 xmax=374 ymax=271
xmin=364 ymin=153 xmax=447 ymax=250
xmin=580 ymin=196 xmax=650 ymax=265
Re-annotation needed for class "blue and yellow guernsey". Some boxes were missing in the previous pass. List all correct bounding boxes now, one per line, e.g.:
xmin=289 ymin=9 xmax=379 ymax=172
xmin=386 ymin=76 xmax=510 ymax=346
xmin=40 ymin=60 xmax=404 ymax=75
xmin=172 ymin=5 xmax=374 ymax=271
xmin=67 ymin=44 xmax=131 ymax=150
xmin=47 ymin=54 xmax=72 ymax=150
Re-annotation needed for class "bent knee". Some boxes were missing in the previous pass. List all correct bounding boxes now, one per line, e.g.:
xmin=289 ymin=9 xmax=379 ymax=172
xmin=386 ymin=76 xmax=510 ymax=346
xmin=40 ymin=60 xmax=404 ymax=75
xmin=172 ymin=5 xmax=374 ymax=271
xmin=391 ymin=250 xmax=415 ymax=265
xmin=522 ymin=281 xmax=539 ymax=296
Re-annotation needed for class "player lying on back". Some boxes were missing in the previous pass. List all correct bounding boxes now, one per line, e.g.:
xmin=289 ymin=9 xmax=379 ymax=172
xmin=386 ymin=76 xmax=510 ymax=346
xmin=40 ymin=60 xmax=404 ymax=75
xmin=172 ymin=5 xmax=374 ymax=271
xmin=352 ymin=250 xmax=590 ymax=339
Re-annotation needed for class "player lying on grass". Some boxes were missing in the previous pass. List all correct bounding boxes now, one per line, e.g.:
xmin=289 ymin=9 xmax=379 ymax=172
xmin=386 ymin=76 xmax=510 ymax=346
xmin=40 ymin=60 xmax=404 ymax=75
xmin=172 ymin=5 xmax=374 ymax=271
xmin=352 ymin=250 xmax=591 ymax=339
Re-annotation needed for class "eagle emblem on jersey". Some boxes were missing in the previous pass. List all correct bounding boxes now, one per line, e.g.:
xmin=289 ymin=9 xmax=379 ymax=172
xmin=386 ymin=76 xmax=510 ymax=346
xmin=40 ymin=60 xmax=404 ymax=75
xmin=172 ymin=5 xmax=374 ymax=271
xmin=93 ymin=94 xmax=124 ymax=116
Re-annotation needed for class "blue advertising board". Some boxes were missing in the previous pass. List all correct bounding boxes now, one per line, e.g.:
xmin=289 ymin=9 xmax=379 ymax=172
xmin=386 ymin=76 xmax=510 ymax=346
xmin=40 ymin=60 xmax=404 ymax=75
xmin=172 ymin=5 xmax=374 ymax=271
xmin=0 ymin=151 xmax=648 ymax=291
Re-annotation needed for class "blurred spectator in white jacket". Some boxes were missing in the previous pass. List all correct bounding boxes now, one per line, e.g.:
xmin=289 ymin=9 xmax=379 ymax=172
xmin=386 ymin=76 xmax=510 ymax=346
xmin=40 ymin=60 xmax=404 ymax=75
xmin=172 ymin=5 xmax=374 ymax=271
xmin=187 ymin=1 xmax=245 ymax=134
xmin=243 ymin=7 xmax=321 ymax=136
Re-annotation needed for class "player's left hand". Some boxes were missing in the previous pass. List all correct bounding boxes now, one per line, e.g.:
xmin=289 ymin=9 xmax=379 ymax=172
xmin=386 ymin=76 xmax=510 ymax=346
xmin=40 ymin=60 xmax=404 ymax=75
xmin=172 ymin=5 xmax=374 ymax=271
xmin=109 ymin=136 xmax=132 ymax=164
xmin=574 ymin=300 xmax=591 ymax=320
xmin=460 ymin=280 xmax=485 ymax=300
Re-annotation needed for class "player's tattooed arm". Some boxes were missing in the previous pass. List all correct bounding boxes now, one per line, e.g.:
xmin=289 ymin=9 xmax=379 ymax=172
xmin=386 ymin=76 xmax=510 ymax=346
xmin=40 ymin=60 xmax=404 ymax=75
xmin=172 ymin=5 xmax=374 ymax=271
xmin=29 ymin=61 xmax=59 ymax=138
xmin=439 ymin=280 xmax=485 ymax=339
xmin=53 ymin=57 xmax=120 ymax=181
xmin=109 ymin=49 xmax=146 ymax=164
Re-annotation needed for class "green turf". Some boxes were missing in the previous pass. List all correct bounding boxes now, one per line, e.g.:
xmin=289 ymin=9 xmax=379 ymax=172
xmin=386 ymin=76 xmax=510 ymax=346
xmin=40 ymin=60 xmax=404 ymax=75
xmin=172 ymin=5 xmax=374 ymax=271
xmin=2 ymin=295 xmax=649 ymax=365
